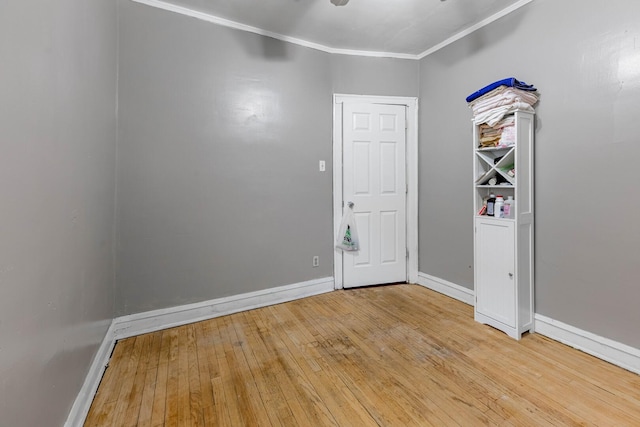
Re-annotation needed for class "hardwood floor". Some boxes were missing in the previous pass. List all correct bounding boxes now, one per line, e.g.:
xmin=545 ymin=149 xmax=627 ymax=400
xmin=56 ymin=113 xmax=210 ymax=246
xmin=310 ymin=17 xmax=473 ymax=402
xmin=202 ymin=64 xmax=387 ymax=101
xmin=85 ymin=284 xmax=640 ymax=426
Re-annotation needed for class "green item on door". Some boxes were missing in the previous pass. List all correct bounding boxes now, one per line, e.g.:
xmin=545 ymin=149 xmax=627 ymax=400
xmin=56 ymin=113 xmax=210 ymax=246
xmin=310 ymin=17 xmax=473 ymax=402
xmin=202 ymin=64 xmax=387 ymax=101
xmin=342 ymin=225 xmax=354 ymax=248
xmin=336 ymin=209 xmax=359 ymax=252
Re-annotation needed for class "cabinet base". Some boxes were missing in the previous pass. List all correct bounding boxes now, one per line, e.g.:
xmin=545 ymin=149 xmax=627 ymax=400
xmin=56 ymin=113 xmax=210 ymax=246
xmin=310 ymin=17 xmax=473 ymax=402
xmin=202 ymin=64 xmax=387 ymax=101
xmin=474 ymin=311 xmax=534 ymax=340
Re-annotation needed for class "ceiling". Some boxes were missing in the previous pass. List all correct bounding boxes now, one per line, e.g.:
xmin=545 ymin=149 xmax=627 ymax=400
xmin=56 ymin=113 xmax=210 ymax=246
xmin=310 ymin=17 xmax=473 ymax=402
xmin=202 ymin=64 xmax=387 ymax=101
xmin=148 ymin=0 xmax=531 ymax=58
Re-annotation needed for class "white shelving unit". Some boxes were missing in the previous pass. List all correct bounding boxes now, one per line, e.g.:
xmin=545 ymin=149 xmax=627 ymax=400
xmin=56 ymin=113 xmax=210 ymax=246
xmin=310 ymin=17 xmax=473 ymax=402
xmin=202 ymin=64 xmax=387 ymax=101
xmin=473 ymin=109 xmax=535 ymax=340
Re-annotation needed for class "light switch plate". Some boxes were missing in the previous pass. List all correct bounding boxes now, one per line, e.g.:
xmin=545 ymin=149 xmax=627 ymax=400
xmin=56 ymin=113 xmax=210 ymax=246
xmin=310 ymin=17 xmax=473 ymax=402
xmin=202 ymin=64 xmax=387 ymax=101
xmin=319 ymin=160 xmax=326 ymax=172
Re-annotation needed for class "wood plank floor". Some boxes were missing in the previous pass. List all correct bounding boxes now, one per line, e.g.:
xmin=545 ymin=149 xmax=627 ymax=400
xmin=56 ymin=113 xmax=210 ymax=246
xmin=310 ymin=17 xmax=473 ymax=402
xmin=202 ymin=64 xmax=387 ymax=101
xmin=85 ymin=284 xmax=640 ymax=426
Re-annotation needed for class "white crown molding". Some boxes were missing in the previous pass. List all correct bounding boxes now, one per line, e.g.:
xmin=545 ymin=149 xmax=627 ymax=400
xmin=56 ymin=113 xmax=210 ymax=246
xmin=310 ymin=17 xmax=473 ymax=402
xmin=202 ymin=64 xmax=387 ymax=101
xmin=131 ymin=0 xmax=533 ymax=61
xmin=327 ymin=48 xmax=417 ymax=60
xmin=131 ymin=0 xmax=334 ymax=53
xmin=417 ymin=0 xmax=534 ymax=58
xmin=130 ymin=0 xmax=418 ymax=59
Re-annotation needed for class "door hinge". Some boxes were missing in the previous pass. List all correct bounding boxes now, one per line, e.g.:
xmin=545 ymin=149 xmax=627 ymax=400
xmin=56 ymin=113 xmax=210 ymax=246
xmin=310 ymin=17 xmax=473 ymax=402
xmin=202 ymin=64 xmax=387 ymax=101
xmin=406 ymin=249 xmax=409 ymax=259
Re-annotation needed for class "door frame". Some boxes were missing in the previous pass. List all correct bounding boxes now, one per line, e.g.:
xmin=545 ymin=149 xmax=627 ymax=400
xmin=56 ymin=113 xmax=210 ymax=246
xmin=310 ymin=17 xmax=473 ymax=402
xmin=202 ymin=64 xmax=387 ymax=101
xmin=333 ymin=94 xmax=419 ymax=289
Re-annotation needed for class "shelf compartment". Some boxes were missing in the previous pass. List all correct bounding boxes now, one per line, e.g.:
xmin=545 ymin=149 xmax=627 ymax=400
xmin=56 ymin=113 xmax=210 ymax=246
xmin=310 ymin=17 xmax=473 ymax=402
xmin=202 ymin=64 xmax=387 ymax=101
xmin=475 ymin=170 xmax=514 ymax=186
xmin=474 ymin=186 xmax=514 ymax=213
xmin=475 ymin=147 xmax=513 ymax=165
xmin=475 ymin=146 xmax=515 ymax=186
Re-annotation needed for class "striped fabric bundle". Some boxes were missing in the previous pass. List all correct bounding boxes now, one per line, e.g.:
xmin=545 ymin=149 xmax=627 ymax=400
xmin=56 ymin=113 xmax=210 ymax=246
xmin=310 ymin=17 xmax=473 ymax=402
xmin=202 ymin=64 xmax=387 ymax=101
xmin=478 ymin=116 xmax=515 ymax=148
xmin=467 ymin=78 xmax=539 ymax=147
xmin=466 ymin=78 xmax=539 ymax=127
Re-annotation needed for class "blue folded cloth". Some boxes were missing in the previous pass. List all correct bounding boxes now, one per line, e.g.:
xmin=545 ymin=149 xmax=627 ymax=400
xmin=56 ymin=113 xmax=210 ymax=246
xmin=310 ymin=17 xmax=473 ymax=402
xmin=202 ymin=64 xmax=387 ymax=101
xmin=466 ymin=78 xmax=537 ymax=103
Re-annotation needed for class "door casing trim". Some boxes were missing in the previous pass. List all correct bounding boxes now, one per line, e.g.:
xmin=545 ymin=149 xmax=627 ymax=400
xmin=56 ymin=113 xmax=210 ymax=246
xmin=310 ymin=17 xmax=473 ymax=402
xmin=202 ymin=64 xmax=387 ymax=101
xmin=333 ymin=94 xmax=419 ymax=289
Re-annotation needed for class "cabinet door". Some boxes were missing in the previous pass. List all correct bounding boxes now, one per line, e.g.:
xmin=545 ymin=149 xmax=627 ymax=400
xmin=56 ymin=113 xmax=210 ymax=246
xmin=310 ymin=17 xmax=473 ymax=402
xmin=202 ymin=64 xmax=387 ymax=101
xmin=475 ymin=219 xmax=516 ymax=327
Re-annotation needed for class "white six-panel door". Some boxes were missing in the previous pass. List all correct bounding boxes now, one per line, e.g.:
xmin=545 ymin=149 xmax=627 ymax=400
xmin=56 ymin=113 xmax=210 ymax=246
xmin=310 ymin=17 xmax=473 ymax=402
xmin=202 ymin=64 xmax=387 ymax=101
xmin=342 ymin=103 xmax=407 ymax=288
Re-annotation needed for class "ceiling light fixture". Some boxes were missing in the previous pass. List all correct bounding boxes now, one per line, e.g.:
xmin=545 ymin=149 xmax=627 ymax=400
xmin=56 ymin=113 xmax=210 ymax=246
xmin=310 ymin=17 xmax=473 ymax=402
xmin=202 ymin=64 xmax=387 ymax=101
xmin=330 ymin=0 xmax=349 ymax=6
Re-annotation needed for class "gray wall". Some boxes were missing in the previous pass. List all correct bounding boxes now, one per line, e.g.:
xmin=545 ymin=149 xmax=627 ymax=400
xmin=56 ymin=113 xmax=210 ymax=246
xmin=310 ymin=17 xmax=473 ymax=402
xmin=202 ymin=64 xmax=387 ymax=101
xmin=116 ymin=2 xmax=420 ymax=315
xmin=331 ymin=55 xmax=420 ymax=97
xmin=116 ymin=2 xmax=334 ymax=314
xmin=4 ymin=0 xmax=639 ymax=422
xmin=0 ymin=0 xmax=117 ymax=426
xmin=419 ymin=0 xmax=640 ymax=348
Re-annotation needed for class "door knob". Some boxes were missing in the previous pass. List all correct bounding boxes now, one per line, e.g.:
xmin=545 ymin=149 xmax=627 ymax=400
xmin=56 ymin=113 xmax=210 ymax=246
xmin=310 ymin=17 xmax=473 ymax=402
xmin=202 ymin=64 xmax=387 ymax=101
xmin=508 ymin=272 xmax=513 ymax=278
xmin=347 ymin=201 xmax=354 ymax=208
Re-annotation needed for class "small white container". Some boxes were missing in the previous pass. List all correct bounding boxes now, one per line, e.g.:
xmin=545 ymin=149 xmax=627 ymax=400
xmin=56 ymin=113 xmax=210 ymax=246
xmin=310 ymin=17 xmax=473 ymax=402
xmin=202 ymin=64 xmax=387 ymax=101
xmin=504 ymin=196 xmax=515 ymax=219
xmin=494 ymin=195 xmax=504 ymax=218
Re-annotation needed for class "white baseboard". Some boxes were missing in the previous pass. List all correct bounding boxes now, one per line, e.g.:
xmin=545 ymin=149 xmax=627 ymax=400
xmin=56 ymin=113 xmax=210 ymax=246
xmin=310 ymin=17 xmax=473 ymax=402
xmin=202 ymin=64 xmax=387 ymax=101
xmin=67 ymin=276 xmax=640 ymax=426
xmin=416 ymin=272 xmax=640 ymax=375
xmin=534 ymin=314 xmax=640 ymax=375
xmin=112 ymin=276 xmax=335 ymax=339
xmin=65 ymin=276 xmax=334 ymax=426
xmin=416 ymin=272 xmax=475 ymax=305
xmin=64 ymin=323 xmax=117 ymax=427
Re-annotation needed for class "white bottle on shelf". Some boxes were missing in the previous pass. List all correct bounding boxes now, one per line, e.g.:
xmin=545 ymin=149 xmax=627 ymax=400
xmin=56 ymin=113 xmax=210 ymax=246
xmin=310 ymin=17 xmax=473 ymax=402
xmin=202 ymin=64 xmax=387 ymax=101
xmin=494 ymin=195 xmax=504 ymax=218
xmin=504 ymin=196 xmax=515 ymax=219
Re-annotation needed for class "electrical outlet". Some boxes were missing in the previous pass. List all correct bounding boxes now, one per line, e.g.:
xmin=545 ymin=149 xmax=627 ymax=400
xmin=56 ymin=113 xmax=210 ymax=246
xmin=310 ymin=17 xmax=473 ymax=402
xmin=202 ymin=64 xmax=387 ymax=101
xmin=312 ymin=256 xmax=320 ymax=267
